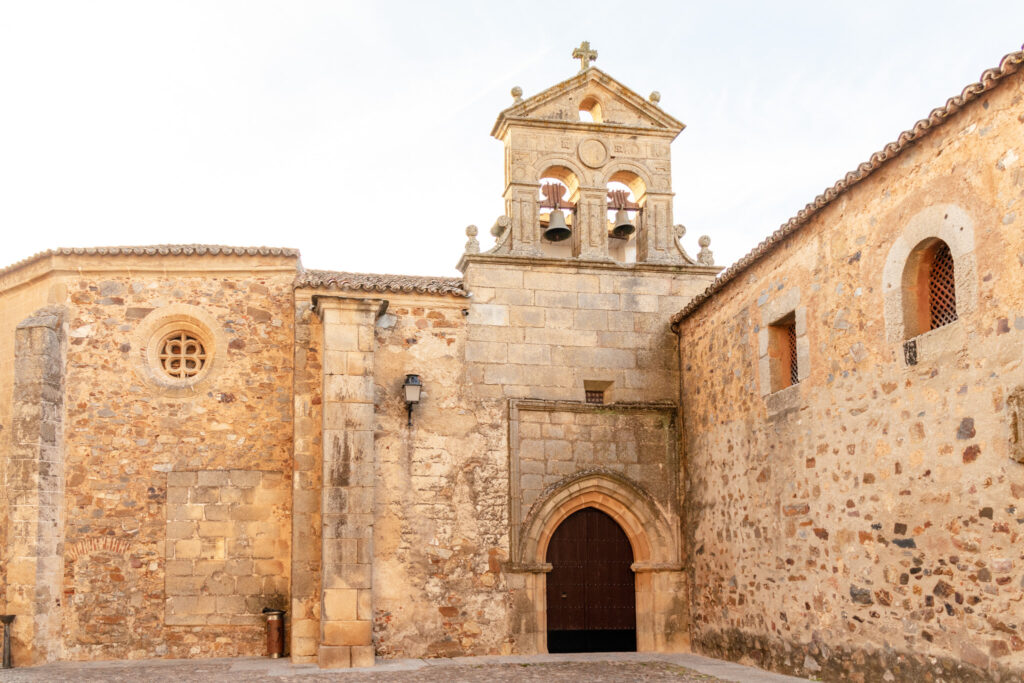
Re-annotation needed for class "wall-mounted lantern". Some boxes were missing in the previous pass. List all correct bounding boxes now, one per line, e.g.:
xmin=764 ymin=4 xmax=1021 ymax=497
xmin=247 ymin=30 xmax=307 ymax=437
xmin=403 ymin=374 xmax=423 ymax=427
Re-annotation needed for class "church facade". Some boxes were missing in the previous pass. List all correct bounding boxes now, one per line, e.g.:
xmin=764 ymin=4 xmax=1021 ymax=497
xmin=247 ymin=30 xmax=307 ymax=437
xmin=1 ymin=44 xmax=1022 ymax=680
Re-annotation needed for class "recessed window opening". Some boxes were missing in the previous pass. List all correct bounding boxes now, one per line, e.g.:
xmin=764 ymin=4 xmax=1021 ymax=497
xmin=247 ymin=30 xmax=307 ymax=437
xmin=584 ymin=379 xmax=613 ymax=404
xmin=768 ymin=313 xmax=798 ymax=392
xmin=901 ymin=237 xmax=957 ymax=339
xmin=578 ymin=96 xmax=603 ymax=123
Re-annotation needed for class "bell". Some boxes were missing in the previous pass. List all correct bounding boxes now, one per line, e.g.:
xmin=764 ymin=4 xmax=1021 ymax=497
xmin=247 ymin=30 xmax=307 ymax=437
xmin=543 ymin=209 xmax=572 ymax=242
xmin=610 ymin=209 xmax=635 ymax=238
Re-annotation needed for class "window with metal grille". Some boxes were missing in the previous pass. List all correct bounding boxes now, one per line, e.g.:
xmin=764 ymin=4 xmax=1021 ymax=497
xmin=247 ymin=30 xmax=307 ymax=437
xmin=769 ymin=313 xmax=798 ymax=392
xmin=786 ymin=323 xmax=798 ymax=386
xmin=928 ymin=241 xmax=957 ymax=330
xmin=585 ymin=390 xmax=605 ymax=405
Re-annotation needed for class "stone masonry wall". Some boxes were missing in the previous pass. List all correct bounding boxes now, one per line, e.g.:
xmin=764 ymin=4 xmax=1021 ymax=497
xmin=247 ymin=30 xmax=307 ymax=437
xmin=676 ymin=69 xmax=1024 ymax=679
xmin=164 ymin=469 xmax=289 ymax=626
xmin=463 ymin=259 xmax=713 ymax=404
xmin=0 ymin=273 xmax=63 ymax=619
xmin=4 ymin=306 xmax=67 ymax=664
xmin=462 ymin=257 xmax=715 ymax=654
xmin=290 ymin=298 xmax=323 ymax=662
xmin=513 ymin=402 xmax=677 ymax=524
xmin=369 ymin=295 xmax=512 ymax=659
xmin=58 ymin=268 xmax=295 ymax=661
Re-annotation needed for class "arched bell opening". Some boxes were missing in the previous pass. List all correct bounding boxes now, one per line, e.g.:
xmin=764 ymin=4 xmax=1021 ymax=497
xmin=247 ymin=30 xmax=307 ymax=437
xmin=606 ymin=171 xmax=645 ymax=264
xmin=538 ymin=166 xmax=579 ymax=258
xmin=545 ymin=507 xmax=637 ymax=653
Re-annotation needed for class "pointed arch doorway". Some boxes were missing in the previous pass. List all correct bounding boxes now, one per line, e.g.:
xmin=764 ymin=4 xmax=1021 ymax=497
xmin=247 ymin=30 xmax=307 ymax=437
xmin=545 ymin=507 xmax=637 ymax=652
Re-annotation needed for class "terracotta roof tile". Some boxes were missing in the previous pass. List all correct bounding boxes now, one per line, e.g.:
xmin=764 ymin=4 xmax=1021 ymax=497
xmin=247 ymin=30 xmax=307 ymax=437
xmin=671 ymin=44 xmax=1024 ymax=329
xmin=0 ymin=244 xmax=299 ymax=278
xmin=295 ymin=269 xmax=468 ymax=297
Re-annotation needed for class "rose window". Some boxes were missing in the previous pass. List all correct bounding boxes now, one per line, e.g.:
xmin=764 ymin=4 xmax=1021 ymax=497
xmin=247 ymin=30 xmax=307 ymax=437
xmin=158 ymin=331 xmax=207 ymax=379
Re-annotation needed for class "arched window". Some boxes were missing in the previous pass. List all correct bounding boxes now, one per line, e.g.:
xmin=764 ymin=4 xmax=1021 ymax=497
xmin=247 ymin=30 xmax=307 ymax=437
xmin=902 ymin=238 xmax=958 ymax=338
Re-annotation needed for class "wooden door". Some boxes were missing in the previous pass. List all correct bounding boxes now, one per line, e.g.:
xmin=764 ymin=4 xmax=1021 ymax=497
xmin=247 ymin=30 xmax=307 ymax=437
xmin=545 ymin=507 xmax=636 ymax=652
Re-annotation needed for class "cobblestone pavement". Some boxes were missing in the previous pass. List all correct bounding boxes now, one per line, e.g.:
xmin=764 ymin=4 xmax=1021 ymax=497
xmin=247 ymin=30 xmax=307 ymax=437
xmin=0 ymin=652 xmax=812 ymax=683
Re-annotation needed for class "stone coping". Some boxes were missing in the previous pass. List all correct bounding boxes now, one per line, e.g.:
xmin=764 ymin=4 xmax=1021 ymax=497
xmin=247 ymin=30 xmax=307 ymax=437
xmin=0 ymin=245 xmax=300 ymax=279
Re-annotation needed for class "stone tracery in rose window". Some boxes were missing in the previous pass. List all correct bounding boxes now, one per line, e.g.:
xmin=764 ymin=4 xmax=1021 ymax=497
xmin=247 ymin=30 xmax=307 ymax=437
xmin=158 ymin=331 xmax=207 ymax=378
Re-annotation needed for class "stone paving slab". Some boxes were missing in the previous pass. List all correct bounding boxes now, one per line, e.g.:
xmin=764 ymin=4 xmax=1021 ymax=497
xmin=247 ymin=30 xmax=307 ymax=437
xmin=0 ymin=652 xmax=812 ymax=682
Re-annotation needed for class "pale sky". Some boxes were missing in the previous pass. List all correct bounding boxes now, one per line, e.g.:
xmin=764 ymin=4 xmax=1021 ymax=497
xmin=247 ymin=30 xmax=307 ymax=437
xmin=1 ymin=2 xmax=1022 ymax=276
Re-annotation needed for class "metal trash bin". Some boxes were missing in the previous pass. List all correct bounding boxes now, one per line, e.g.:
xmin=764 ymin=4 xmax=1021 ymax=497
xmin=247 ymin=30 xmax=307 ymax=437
xmin=0 ymin=615 xmax=15 ymax=669
xmin=261 ymin=608 xmax=285 ymax=658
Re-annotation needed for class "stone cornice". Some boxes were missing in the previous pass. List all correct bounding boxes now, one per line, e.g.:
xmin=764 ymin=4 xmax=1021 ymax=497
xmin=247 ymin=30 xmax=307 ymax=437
xmin=0 ymin=246 xmax=300 ymax=297
xmin=509 ymin=398 xmax=677 ymax=414
xmin=491 ymin=67 xmax=685 ymax=140
xmin=457 ymin=251 xmax=720 ymax=277
xmin=311 ymin=294 xmax=388 ymax=320
xmin=496 ymin=118 xmax=680 ymax=140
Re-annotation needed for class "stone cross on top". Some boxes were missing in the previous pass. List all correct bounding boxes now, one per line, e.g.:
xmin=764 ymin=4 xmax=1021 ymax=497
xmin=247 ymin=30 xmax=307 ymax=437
xmin=572 ymin=41 xmax=597 ymax=71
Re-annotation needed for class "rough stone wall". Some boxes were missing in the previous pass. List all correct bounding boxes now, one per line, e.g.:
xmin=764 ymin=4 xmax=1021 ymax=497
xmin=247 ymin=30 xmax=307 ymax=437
xmin=676 ymin=69 xmax=1024 ymax=679
xmin=57 ymin=268 xmax=295 ymax=661
xmin=369 ymin=295 xmax=513 ymax=658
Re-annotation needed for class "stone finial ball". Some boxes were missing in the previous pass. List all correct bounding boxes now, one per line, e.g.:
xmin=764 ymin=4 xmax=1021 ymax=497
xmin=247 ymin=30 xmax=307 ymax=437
xmin=511 ymin=86 xmax=523 ymax=99
xmin=466 ymin=225 xmax=478 ymax=237
xmin=698 ymin=235 xmax=711 ymax=247
xmin=649 ymin=91 xmax=661 ymax=104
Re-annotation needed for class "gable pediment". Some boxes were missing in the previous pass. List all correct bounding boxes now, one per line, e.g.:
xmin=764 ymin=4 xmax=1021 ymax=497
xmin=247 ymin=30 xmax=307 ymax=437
xmin=491 ymin=68 xmax=684 ymax=139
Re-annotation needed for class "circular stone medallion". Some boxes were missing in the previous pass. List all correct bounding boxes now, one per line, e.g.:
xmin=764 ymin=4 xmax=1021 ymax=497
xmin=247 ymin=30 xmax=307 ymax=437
xmin=578 ymin=138 xmax=608 ymax=168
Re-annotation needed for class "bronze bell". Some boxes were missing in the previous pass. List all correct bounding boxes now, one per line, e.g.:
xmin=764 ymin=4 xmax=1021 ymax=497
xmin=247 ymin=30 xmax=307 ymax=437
xmin=610 ymin=209 xmax=635 ymax=238
xmin=543 ymin=209 xmax=572 ymax=242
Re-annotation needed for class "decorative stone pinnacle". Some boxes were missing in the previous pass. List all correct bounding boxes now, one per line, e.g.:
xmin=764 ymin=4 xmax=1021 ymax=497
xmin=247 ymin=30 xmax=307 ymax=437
xmin=511 ymin=86 xmax=523 ymax=103
xmin=464 ymin=225 xmax=480 ymax=255
xmin=698 ymin=235 xmax=714 ymax=266
xmin=649 ymin=91 xmax=661 ymax=104
xmin=572 ymin=41 xmax=597 ymax=72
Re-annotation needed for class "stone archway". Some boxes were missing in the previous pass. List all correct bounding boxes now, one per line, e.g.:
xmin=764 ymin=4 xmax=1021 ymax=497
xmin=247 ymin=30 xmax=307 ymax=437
xmin=515 ymin=473 xmax=688 ymax=654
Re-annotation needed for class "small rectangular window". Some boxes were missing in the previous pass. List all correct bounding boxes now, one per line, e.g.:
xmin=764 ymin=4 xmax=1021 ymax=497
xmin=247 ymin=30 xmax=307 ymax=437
xmin=769 ymin=313 xmax=798 ymax=392
xmin=585 ymin=390 xmax=605 ymax=405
